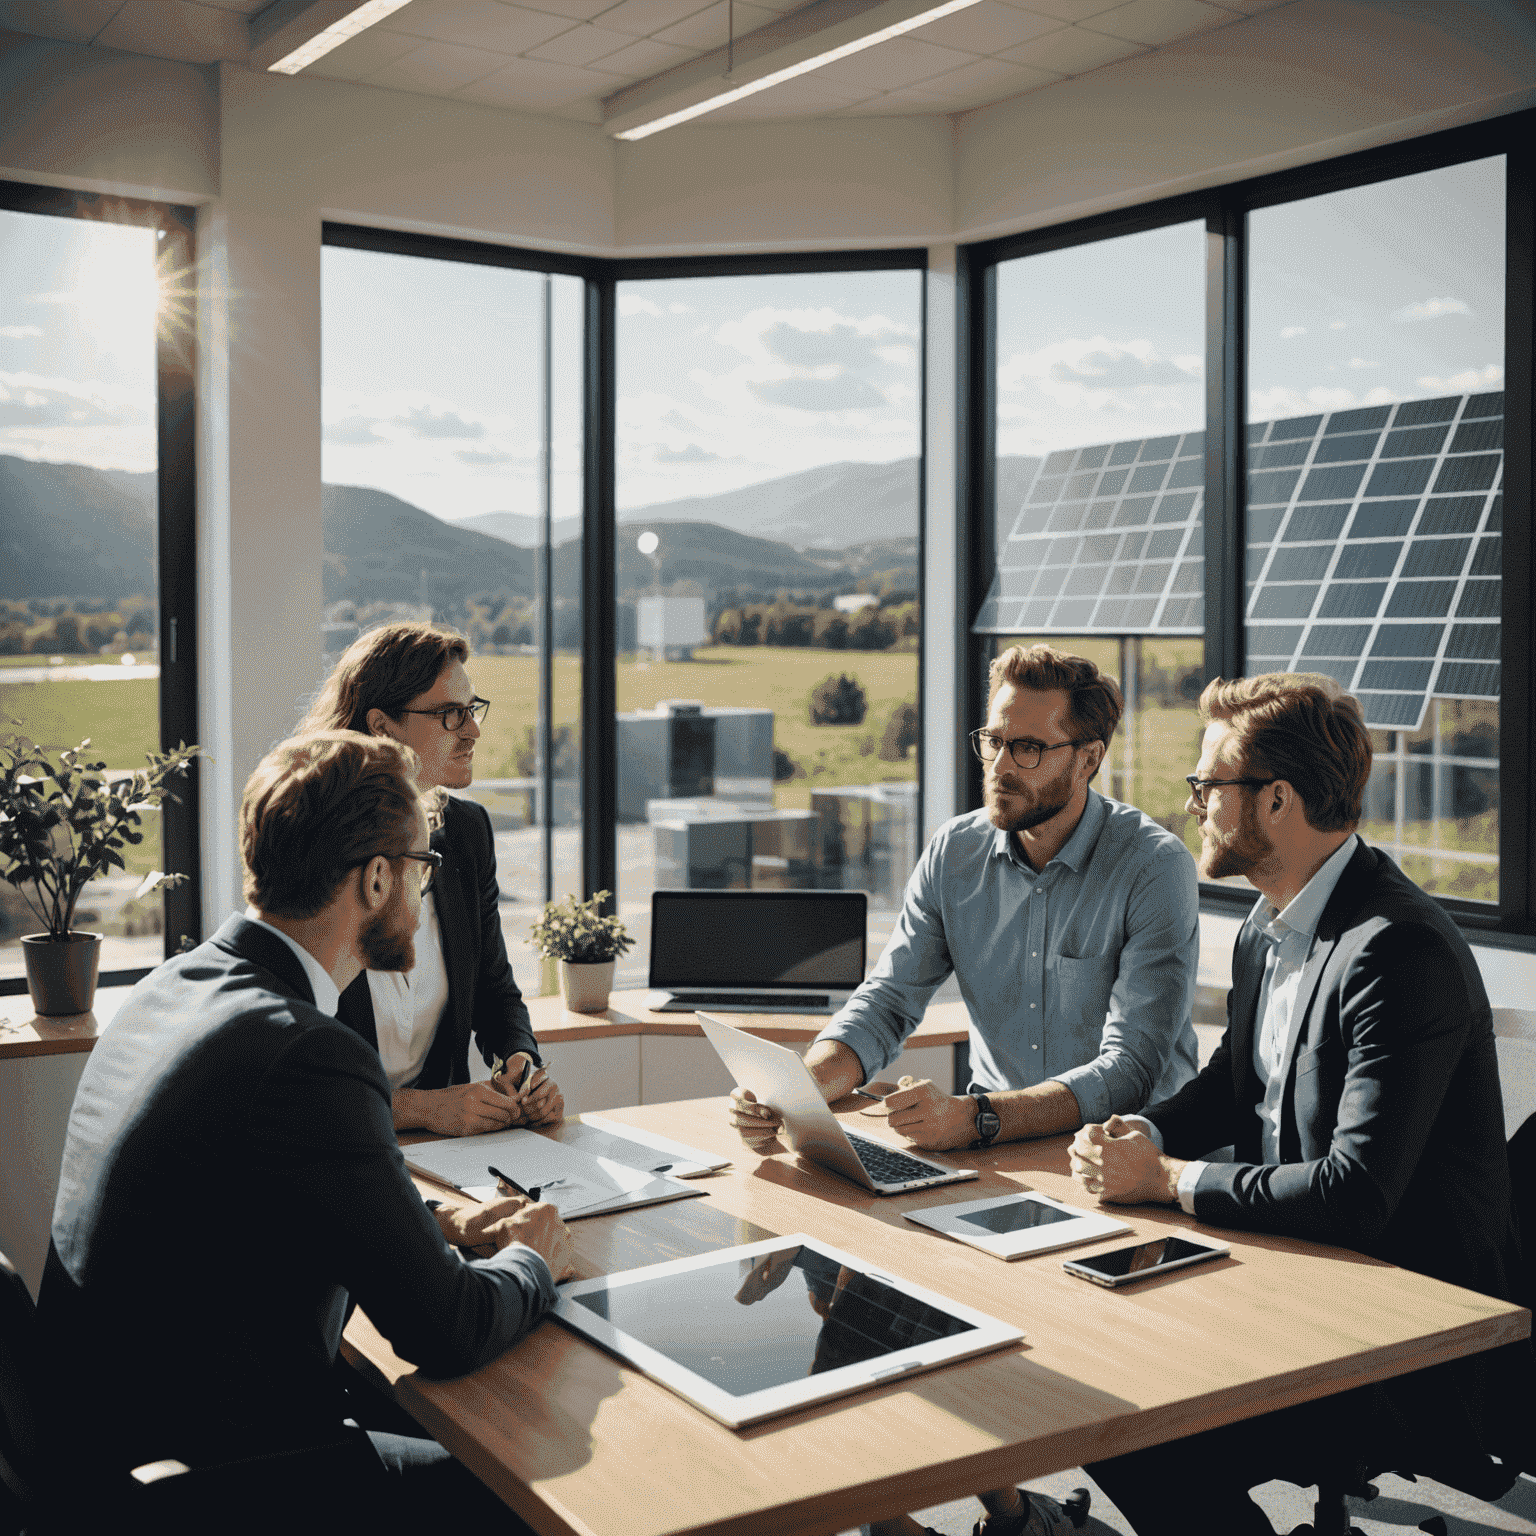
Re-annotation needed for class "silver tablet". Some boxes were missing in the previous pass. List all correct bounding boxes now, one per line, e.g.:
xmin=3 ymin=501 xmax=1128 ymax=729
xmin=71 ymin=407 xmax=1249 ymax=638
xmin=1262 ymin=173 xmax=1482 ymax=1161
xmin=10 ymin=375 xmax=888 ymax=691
xmin=904 ymin=1191 xmax=1131 ymax=1260
xmin=553 ymin=1233 xmax=1024 ymax=1427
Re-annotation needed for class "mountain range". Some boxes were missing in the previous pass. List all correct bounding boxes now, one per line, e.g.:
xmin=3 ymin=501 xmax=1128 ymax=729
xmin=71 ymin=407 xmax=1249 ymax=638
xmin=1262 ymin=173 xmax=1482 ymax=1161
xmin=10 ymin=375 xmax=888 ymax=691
xmin=4 ymin=451 xmax=1039 ymax=610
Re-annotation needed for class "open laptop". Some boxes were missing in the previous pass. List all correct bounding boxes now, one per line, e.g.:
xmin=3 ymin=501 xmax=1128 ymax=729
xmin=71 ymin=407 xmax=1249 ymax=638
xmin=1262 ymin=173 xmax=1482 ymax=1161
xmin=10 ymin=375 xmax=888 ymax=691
xmin=698 ymin=1014 xmax=978 ymax=1195
xmin=648 ymin=889 xmax=866 ymax=1015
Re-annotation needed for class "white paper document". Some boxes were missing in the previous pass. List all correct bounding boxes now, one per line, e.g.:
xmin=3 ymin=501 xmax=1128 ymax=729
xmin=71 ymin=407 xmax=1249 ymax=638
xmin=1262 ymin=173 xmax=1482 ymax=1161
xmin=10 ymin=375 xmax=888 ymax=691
xmin=572 ymin=1116 xmax=733 ymax=1178
xmin=405 ymin=1127 xmax=703 ymax=1219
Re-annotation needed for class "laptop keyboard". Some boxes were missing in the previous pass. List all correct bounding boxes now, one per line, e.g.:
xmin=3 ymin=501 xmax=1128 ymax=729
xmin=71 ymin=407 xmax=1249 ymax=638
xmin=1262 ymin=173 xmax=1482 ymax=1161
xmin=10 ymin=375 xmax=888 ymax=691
xmin=847 ymin=1134 xmax=949 ymax=1185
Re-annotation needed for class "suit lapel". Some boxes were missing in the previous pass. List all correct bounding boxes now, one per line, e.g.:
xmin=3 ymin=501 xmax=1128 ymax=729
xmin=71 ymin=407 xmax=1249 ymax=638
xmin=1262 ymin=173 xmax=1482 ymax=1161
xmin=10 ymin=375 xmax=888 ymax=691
xmin=1230 ymin=924 xmax=1267 ymax=1101
xmin=1284 ymin=840 xmax=1378 ymax=1063
xmin=430 ymin=813 xmax=470 ymax=1002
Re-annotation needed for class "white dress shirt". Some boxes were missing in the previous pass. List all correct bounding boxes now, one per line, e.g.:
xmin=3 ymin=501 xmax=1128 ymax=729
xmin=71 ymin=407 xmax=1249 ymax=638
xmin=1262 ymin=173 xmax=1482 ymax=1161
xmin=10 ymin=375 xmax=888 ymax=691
xmin=1130 ymin=834 xmax=1359 ymax=1214
xmin=243 ymin=908 xmax=341 ymax=1017
xmin=368 ymin=891 xmax=451 ymax=1093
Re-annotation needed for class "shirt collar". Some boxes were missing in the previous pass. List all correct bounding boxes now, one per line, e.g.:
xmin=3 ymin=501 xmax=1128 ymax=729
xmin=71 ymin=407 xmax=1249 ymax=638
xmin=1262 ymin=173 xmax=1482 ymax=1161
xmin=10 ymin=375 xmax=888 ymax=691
xmin=243 ymin=907 xmax=341 ymax=1016
xmin=990 ymin=787 xmax=1106 ymax=873
xmin=1246 ymin=833 xmax=1359 ymax=946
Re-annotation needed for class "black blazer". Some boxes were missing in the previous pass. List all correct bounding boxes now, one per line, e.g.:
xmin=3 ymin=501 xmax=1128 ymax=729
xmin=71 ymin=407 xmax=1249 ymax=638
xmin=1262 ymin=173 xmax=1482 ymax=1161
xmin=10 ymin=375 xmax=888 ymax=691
xmin=37 ymin=915 xmax=555 ymax=1482
xmin=1145 ymin=841 xmax=1529 ymax=1475
xmin=336 ymin=794 xmax=539 ymax=1085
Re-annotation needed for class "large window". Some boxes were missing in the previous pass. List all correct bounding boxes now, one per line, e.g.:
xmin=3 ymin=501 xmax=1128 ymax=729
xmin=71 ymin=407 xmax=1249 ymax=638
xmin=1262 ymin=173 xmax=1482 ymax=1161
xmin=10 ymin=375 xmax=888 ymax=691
xmin=320 ymin=230 xmax=584 ymax=998
xmin=967 ymin=116 xmax=1532 ymax=938
xmin=0 ymin=185 xmax=197 ymax=994
xmin=611 ymin=262 xmax=925 ymax=988
xmin=976 ymin=221 xmax=1206 ymax=856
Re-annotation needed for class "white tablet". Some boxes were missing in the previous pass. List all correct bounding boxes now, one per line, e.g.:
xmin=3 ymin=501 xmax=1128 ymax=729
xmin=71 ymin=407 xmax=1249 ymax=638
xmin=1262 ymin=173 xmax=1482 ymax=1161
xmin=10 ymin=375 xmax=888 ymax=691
xmin=553 ymin=1233 xmax=1024 ymax=1428
xmin=903 ymin=1191 xmax=1131 ymax=1260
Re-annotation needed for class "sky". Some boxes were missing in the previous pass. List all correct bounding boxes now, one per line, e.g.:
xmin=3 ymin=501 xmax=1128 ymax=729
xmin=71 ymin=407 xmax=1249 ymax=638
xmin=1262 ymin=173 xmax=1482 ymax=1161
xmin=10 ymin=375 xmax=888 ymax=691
xmin=321 ymin=254 xmax=923 ymax=522
xmin=993 ymin=155 xmax=1505 ymax=461
xmin=0 ymin=210 xmax=157 ymax=473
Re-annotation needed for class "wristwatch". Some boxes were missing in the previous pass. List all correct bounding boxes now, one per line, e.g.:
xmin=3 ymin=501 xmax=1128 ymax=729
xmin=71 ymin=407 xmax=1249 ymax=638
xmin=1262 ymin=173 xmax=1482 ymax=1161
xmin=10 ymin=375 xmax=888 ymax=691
xmin=969 ymin=1091 xmax=1001 ymax=1149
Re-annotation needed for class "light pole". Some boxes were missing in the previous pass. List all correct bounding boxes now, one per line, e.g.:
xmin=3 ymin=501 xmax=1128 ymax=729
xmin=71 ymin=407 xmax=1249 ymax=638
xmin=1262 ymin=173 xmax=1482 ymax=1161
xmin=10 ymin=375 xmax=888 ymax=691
xmin=638 ymin=530 xmax=662 ymax=662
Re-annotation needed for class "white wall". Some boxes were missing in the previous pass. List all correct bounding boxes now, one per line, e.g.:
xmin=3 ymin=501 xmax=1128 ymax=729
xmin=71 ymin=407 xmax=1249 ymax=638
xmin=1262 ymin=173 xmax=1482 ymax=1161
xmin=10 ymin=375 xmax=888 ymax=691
xmin=953 ymin=0 xmax=1536 ymax=240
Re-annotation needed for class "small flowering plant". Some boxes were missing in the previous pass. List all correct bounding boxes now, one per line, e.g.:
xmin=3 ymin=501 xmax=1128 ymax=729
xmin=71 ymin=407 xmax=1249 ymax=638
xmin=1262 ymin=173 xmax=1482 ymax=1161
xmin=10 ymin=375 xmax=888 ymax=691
xmin=528 ymin=889 xmax=634 ymax=964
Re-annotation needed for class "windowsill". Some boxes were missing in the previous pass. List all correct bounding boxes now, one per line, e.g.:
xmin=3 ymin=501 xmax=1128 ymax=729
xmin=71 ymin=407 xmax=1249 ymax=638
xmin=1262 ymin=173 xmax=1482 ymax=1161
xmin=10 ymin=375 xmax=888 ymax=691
xmin=0 ymin=985 xmax=136 ymax=1060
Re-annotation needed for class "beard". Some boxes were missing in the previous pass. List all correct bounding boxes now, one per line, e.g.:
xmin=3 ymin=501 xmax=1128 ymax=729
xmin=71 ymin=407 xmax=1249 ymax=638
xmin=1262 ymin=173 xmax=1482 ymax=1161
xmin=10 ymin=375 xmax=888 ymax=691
xmin=1198 ymin=793 xmax=1277 ymax=882
xmin=359 ymin=885 xmax=417 ymax=973
xmin=984 ymin=756 xmax=1077 ymax=833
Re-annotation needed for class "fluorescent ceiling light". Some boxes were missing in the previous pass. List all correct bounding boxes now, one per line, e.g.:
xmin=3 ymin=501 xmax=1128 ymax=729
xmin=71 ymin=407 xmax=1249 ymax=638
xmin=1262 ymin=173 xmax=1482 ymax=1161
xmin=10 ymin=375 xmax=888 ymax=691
xmin=612 ymin=0 xmax=983 ymax=141
xmin=266 ymin=0 xmax=413 ymax=74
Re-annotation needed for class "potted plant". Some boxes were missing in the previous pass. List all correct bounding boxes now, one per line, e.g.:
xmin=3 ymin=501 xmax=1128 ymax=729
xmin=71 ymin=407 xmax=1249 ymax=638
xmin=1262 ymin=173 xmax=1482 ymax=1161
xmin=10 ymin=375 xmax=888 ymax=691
xmin=0 ymin=730 xmax=200 ymax=1016
xmin=528 ymin=890 xmax=633 ymax=1014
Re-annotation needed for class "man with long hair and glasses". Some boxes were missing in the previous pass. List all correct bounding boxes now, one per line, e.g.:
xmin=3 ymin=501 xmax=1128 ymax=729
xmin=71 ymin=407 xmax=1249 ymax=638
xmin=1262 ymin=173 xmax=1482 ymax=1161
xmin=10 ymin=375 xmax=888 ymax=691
xmin=1069 ymin=674 xmax=1529 ymax=1534
xmin=41 ymin=732 xmax=575 ymax=1526
xmin=730 ymin=644 xmax=1201 ymax=1536
xmin=302 ymin=620 xmax=563 ymax=1138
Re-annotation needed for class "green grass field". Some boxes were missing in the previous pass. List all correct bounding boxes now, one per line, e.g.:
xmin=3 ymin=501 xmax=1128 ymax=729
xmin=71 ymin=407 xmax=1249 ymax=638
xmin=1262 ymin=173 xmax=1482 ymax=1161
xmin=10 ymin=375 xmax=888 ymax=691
xmin=0 ymin=676 xmax=161 ymax=763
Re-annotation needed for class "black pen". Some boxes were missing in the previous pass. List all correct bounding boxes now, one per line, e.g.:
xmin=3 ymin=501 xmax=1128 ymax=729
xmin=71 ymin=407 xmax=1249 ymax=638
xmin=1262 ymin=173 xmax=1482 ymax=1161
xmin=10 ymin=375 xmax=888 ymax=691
xmin=488 ymin=1164 xmax=541 ymax=1202
xmin=852 ymin=1087 xmax=885 ymax=1103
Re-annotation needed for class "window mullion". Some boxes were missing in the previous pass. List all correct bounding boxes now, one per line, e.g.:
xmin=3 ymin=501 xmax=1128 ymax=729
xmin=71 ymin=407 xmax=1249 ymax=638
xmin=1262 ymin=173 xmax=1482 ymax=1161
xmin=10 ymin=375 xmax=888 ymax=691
xmin=1204 ymin=201 xmax=1244 ymax=688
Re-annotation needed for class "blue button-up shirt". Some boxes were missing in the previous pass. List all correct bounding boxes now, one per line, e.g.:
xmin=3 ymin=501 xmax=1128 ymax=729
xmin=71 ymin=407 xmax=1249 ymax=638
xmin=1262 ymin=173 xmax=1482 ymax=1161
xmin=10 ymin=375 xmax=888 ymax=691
xmin=818 ymin=790 xmax=1201 ymax=1122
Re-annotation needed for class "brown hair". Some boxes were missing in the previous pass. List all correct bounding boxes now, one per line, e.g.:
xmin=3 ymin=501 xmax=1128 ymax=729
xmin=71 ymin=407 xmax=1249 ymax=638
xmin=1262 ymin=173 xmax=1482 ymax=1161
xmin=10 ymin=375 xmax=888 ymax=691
xmin=988 ymin=645 xmax=1124 ymax=764
xmin=299 ymin=621 xmax=470 ymax=736
xmin=1199 ymin=673 xmax=1372 ymax=832
xmin=241 ymin=732 xmax=422 ymax=919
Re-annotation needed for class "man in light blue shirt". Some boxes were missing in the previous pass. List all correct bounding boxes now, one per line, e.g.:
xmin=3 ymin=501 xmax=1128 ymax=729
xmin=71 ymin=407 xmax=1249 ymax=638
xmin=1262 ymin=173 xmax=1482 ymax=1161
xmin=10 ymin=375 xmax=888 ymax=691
xmin=731 ymin=644 xmax=1200 ymax=1155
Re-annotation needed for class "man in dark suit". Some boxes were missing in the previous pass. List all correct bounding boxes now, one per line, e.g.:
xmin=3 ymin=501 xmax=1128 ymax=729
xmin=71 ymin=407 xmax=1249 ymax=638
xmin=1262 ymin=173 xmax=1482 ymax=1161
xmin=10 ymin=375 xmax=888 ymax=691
xmin=39 ymin=731 xmax=574 ymax=1521
xmin=1067 ymin=673 xmax=1526 ymax=1536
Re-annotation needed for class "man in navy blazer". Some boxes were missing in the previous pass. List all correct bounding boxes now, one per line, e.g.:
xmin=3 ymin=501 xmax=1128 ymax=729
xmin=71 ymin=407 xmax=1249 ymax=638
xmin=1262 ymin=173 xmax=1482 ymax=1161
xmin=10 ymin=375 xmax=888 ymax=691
xmin=1068 ymin=674 xmax=1527 ymax=1535
xmin=39 ymin=731 xmax=574 ymax=1518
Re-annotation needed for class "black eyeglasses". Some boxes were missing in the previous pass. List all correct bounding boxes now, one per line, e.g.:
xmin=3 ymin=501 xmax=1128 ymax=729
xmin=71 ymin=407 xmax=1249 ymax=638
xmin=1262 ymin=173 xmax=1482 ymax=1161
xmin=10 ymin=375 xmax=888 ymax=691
xmin=1184 ymin=774 xmax=1278 ymax=810
xmin=397 ymin=698 xmax=490 ymax=732
xmin=397 ymin=849 xmax=444 ymax=890
xmin=970 ymin=729 xmax=1094 ymax=770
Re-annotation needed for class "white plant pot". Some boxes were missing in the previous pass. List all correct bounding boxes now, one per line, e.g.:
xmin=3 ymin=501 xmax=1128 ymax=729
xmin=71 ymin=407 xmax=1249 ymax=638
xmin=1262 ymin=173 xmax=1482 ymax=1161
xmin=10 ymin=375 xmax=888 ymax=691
xmin=561 ymin=959 xmax=615 ymax=1014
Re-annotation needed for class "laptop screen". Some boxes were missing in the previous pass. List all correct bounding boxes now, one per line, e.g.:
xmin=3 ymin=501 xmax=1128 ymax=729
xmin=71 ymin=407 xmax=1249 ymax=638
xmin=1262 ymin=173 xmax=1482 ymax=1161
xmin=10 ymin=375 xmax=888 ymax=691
xmin=648 ymin=891 xmax=867 ymax=991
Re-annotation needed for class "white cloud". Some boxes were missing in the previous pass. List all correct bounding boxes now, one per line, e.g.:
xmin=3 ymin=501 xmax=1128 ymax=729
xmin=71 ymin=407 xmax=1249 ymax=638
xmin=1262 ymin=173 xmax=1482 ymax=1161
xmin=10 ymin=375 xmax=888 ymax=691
xmin=998 ymin=336 xmax=1200 ymax=413
xmin=1415 ymin=363 xmax=1504 ymax=393
xmin=1348 ymin=357 xmax=1380 ymax=369
xmin=619 ymin=294 xmax=664 ymax=318
xmin=667 ymin=303 xmax=691 ymax=315
xmin=1329 ymin=321 xmax=1347 ymax=331
xmin=1280 ymin=326 xmax=1307 ymax=339
xmin=1248 ymin=383 xmax=1400 ymax=420
xmin=0 ymin=325 xmax=42 ymax=339
xmin=1392 ymin=297 xmax=1473 ymax=323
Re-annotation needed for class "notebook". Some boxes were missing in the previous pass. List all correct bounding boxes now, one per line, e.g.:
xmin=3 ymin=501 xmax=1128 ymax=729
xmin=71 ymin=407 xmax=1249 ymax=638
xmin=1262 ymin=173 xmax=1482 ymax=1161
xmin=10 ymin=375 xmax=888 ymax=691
xmin=697 ymin=1014 xmax=977 ymax=1195
xmin=647 ymin=889 xmax=867 ymax=1014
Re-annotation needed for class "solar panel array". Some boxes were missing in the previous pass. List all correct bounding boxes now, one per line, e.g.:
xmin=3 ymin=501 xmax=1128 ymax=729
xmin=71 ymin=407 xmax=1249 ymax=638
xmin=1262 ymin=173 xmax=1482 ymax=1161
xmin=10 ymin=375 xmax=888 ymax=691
xmin=974 ymin=391 xmax=1503 ymax=732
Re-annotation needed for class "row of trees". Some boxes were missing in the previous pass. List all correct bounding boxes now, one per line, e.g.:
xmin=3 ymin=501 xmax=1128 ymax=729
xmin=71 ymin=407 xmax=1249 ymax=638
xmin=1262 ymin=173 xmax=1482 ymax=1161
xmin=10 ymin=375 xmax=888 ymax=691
xmin=0 ymin=596 xmax=156 ymax=656
xmin=714 ymin=599 xmax=919 ymax=650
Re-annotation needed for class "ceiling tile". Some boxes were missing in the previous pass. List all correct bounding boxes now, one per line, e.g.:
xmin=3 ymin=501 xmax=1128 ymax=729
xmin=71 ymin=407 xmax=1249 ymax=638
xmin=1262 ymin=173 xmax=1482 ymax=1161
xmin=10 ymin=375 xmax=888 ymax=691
xmin=454 ymin=53 xmax=618 ymax=104
xmin=812 ymin=34 xmax=978 ymax=90
xmin=1218 ymin=0 xmax=1290 ymax=10
xmin=997 ymin=21 xmax=1143 ymax=71
xmin=995 ymin=0 xmax=1129 ymax=19
xmin=833 ymin=87 xmax=951 ymax=115
xmin=543 ymin=93 xmax=606 ymax=120
xmin=0 ymin=0 xmax=120 ymax=43
xmin=587 ymin=0 xmax=717 ymax=38
xmin=584 ymin=34 xmax=698 ymax=74
xmin=194 ymin=0 xmax=266 ymax=11
xmin=741 ymin=0 xmax=820 ymax=12
xmin=650 ymin=0 xmax=777 ymax=51
xmin=518 ymin=0 xmax=620 ymax=19
xmin=1081 ymin=0 xmax=1235 ymax=46
xmin=367 ymin=38 xmax=509 ymax=90
xmin=93 ymin=0 xmax=249 ymax=62
xmin=909 ymin=2 xmax=1062 ymax=56
xmin=303 ymin=26 xmax=421 ymax=81
xmin=382 ymin=0 xmax=573 ymax=53
xmin=526 ymin=23 xmax=635 ymax=63
xmin=915 ymin=54 xmax=1057 ymax=99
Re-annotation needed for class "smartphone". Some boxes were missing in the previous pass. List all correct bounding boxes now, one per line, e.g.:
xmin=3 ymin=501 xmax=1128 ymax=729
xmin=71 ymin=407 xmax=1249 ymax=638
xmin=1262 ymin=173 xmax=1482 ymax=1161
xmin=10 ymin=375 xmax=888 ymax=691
xmin=1061 ymin=1231 xmax=1230 ymax=1287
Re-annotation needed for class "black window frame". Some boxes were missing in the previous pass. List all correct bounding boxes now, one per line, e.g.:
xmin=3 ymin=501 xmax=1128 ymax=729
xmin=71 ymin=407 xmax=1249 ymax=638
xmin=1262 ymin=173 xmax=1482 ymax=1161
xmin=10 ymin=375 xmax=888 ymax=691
xmin=960 ymin=108 xmax=1535 ymax=945
xmin=322 ymin=226 xmax=929 ymax=915
xmin=0 ymin=180 xmax=199 ymax=997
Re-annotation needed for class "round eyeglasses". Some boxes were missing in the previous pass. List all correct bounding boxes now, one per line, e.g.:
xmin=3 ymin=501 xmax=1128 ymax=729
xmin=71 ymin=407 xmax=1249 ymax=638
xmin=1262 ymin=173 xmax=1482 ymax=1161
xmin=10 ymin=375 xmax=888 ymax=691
xmin=397 ymin=698 xmax=490 ymax=733
xmin=969 ymin=729 xmax=1094 ymax=770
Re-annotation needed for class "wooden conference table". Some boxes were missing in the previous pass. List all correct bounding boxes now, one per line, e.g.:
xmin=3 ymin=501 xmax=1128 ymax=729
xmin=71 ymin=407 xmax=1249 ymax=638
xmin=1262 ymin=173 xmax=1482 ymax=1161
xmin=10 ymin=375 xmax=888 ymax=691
xmin=343 ymin=1095 xmax=1529 ymax=1536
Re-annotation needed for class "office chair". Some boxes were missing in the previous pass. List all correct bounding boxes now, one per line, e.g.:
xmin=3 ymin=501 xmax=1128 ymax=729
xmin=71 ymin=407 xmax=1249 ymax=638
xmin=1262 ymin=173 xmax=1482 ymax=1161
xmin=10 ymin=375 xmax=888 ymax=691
xmin=1 ymin=1245 xmax=392 ymax=1535
xmin=1290 ymin=1107 xmax=1536 ymax=1536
